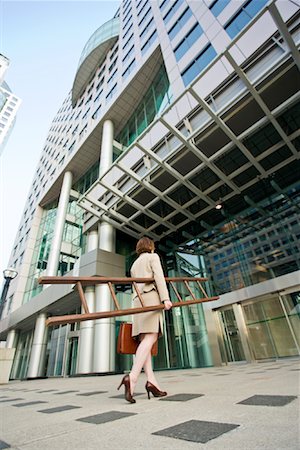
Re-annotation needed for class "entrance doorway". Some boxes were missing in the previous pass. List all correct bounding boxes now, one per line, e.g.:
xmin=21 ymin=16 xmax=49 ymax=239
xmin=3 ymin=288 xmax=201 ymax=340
xmin=218 ymin=307 xmax=246 ymax=363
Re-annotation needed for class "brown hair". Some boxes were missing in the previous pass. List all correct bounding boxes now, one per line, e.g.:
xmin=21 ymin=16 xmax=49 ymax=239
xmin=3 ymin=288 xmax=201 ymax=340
xmin=136 ymin=237 xmax=155 ymax=255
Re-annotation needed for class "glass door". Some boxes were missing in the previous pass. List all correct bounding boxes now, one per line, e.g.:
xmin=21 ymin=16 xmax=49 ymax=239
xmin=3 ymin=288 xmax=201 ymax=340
xmin=218 ymin=308 xmax=246 ymax=362
xmin=64 ymin=336 xmax=78 ymax=376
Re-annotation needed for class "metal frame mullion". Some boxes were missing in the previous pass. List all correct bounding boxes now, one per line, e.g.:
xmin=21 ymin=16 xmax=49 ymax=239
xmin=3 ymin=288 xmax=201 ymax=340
xmin=187 ymin=88 xmax=267 ymax=178
xmin=160 ymin=116 xmax=241 ymax=194
xmin=136 ymin=142 xmax=215 ymax=207
xmin=225 ymin=51 xmax=298 ymax=157
xmin=117 ymin=162 xmax=195 ymax=223
xmin=98 ymin=178 xmax=171 ymax=229
xmin=80 ymin=199 xmax=147 ymax=239
xmin=268 ymin=2 xmax=300 ymax=72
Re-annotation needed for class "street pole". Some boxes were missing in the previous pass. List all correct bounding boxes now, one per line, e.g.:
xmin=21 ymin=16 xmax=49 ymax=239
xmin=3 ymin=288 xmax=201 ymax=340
xmin=0 ymin=278 xmax=10 ymax=318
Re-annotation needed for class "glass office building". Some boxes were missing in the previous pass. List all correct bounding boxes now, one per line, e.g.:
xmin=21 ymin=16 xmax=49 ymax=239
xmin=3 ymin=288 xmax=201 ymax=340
xmin=0 ymin=0 xmax=299 ymax=379
xmin=0 ymin=54 xmax=21 ymax=155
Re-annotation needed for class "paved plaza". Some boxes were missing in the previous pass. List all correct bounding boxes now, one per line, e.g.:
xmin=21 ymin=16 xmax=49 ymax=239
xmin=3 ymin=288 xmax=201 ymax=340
xmin=0 ymin=358 xmax=299 ymax=449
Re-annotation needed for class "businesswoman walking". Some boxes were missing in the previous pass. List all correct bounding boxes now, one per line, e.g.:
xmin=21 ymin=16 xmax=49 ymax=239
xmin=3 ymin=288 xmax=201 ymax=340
xmin=118 ymin=237 xmax=172 ymax=403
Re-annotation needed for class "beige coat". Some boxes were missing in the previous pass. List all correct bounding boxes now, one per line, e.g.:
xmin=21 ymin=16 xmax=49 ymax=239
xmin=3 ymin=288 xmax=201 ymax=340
xmin=130 ymin=252 xmax=170 ymax=337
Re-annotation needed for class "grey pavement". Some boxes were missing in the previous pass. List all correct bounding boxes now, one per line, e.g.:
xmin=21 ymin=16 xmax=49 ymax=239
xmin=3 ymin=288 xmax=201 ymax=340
xmin=0 ymin=358 xmax=299 ymax=449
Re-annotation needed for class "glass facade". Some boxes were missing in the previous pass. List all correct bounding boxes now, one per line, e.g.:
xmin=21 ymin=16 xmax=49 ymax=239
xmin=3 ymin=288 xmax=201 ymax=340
xmin=116 ymin=64 xmax=171 ymax=148
xmin=23 ymin=164 xmax=98 ymax=303
xmin=242 ymin=293 xmax=300 ymax=359
xmin=225 ymin=0 xmax=269 ymax=39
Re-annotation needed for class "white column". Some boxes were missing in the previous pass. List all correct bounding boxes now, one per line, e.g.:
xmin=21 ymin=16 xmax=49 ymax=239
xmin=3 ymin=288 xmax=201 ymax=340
xmin=93 ymin=119 xmax=116 ymax=373
xmin=77 ymin=230 xmax=98 ymax=374
xmin=77 ymin=287 xmax=95 ymax=374
xmin=6 ymin=329 xmax=18 ymax=348
xmin=27 ymin=313 xmax=47 ymax=378
xmin=46 ymin=171 xmax=73 ymax=275
xmin=87 ymin=229 xmax=99 ymax=252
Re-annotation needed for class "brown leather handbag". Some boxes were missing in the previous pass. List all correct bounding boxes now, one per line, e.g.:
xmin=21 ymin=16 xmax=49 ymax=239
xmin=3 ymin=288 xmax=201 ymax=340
xmin=117 ymin=323 xmax=158 ymax=356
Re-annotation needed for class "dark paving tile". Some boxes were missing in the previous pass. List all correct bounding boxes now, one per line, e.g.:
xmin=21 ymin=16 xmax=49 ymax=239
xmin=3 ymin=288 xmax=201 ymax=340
xmin=76 ymin=410 xmax=137 ymax=425
xmin=246 ymin=371 xmax=266 ymax=374
xmin=38 ymin=405 xmax=81 ymax=414
xmin=110 ymin=392 xmax=144 ymax=399
xmin=159 ymin=393 xmax=204 ymax=402
xmin=214 ymin=373 xmax=230 ymax=376
xmin=13 ymin=401 xmax=48 ymax=407
xmin=238 ymin=395 xmax=297 ymax=407
xmin=77 ymin=391 xmax=108 ymax=396
xmin=0 ymin=398 xmax=23 ymax=403
xmin=290 ymin=369 xmax=300 ymax=371
xmin=185 ymin=373 xmax=201 ymax=376
xmin=266 ymin=368 xmax=281 ymax=370
xmin=0 ymin=440 xmax=11 ymax=449
xmin=37 ymin=389 xmax=59 ymax=393
xmin=153 ymin=419 xmax=239 ymax=443
xmin=54 ymin=390 xmax=79 ymax=395
xmin=0 ymin=396 xmax=9 ymax=399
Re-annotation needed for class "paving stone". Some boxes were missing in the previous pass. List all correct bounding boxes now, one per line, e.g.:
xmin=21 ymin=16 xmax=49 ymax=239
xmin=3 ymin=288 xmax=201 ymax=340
xmin=77 ymin=391 xmax=108 ymax=396
xmin=159 ymin=393 xmax=204 ymax=402
xmin=0 ymin=398 xmax=23 ymax=403
xmin=245 ymin=371 xmax=266 ymax=374
xmin=54 ymin=390 xmax=79 ymax=395
xmin=37 ymin=389 xmax=59 ymax=393
xmin=76 ymin=410 xmax=137 ymax=424
xmin=0 ymin=440 xmax=10 ymax=449
xmin=238 ymin=394 xmax=297 ymax=406
xmin=13 ymin=401 xmax=48 ymax=407
xmin=109 ymin=392 xmax=144 ymax=399
xmin=38 ymin=405 xmax=81 ymax=413
xmin=152 ymin=419 xmax=239 ymax=443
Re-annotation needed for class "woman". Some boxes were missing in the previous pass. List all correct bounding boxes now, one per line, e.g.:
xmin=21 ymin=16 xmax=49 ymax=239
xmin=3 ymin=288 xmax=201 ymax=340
xmin=118 ymin=237 xmax=172 ymax=403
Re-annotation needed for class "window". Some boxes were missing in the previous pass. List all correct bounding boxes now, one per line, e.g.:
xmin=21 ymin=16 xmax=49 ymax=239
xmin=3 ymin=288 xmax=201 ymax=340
xmin=123 ymin=22 xmax=133 ymax=39
xmin=163 ymin=0 xmax=184 ymax=24
xmin=181 ymin=44 xmax=217 ymax=86
xmin=140 ymin=18 xmax=154 ymax=39
xmin=122 ymin=59 xmax=136 ymax=79
xmin=123 ymin=33 xmax=134 ymax=50
xmin=210 ymin=0 xmax=230 ymax=17
xmin=107 ymin=69 xmax=117 ymax=85
xmin=225 ymin=0 xmax=268 ymax=39
xmin=106 ymin=83 xmax=117 ymax=102
xmin=82 ymin=108 xmax=90 ymax=120
xmin=109 ymin=58 xmax=117 ymax=73
xmin=141 ymin=30 xmax=157 ymax=56
xmin=168 ymin=7 xmax=193 ymax=40
xmin=174 ymin=23 xmax=203 ymax=61
xmin=92 ymin=106 xmax=101 ymax=120
xmin=122 ymin=45 xmax=134 ymax=64
xmin=138 ymin=6 xmax=152 ymax=27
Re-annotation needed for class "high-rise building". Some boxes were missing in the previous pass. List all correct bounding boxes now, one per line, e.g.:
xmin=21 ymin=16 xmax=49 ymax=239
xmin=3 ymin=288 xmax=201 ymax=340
xmin=0 ymin=0 xmax=299 ymax=379
xmin=0 ymin=54 xmax=21 ymax=155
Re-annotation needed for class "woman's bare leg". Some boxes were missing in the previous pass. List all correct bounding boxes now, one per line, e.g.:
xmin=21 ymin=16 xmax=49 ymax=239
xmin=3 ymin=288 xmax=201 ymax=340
xmin=129 ymin=333 xmax=157 ymax=394
xmin=142 ymin=351 xmax=162 ymax=389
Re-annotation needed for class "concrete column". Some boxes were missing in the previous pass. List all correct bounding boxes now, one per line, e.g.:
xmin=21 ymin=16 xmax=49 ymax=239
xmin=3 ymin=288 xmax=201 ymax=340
xmin=46 ymin=171 xmax=73 ymax=275
xmin=93 ymin=119 xmax=116 ymax=373
xmin=77 ymin=287 xmax=95 ymax=374
xmin=77 ymin=229 xmax=98 ymax=374
xmin=6 ymin=329 xmax=18 ymax=348
xmin=27 ymin=313 xmax=47 ymax=378
xmin=232 ymin=303 xmax=253 ymax=362
xmin=87 ymin=229 xmax=98 ymax=253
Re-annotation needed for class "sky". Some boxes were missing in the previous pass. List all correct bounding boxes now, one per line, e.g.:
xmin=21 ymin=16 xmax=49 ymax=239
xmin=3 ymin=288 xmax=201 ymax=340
xmin=0 ymin=0 xmax=119 ymax=274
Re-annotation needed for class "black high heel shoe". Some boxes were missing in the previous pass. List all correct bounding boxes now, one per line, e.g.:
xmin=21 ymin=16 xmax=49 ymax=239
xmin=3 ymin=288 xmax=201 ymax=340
xmin=117 ymin=375 xmax=136 ymax=404
xmin=145 ymin=381 xmax=167 ymax=399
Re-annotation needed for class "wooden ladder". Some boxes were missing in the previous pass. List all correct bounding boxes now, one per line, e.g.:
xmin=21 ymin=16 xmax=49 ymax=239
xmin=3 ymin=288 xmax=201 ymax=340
xmin=38 ymin=276 xmax=219 ymax=326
